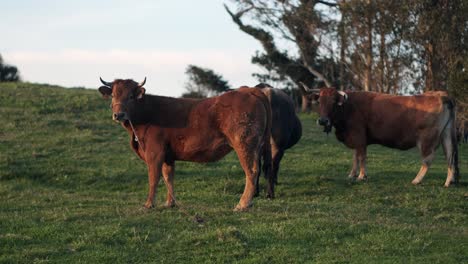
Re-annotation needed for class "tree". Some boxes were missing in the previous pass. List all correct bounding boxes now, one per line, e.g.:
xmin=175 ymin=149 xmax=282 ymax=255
xmin=225 ymin=1 xmax=339 ymax=90
xmin=225 ymin=0 xmax=467 ymax=114
xmin=181 ymin=65 xmax=231 ymax=98
xmin=225 ymin=1 xmax=342 ymax=112
xmin=337 ymin=0 xmax=420 ymax=94
xmin=0 ymin=54 xmax=21 ymax=82
xmin=409 ymin=0 xmax=468 ymax=92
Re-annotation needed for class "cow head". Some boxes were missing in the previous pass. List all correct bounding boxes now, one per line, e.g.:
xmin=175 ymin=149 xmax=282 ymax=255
xmin=316 ymin=88 xmax=347 ymax=133
xmin=300 ymin=83 xmax=347 ymax=133
xmin=98 ymin=77 xmax=146 ymax=123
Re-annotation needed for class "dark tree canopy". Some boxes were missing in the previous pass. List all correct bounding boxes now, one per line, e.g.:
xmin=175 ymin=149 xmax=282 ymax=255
xmin=182 ymin=65 xmax=231 ymax=98
xmin=0 ymin=54 xmax=20 ymax=82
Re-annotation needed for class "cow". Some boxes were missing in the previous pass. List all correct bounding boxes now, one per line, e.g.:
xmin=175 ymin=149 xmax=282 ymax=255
xmin=303 ymin=86 xmax=459 ymax=187
xmin=254 ymin=83 xmax=302 ymax=194
xmin=98 ymin=78 xmax=274 ymax=211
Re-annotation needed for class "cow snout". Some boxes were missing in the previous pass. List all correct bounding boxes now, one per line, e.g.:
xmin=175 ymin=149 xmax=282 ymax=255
xmin=317 ymin=117 xmax=329 ymax=126
xmin=113 ymin=112 xmax=127 ymax=122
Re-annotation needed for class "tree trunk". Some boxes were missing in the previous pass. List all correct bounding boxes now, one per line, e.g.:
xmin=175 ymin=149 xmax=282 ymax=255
xmin=363 ymin=1 xmax=373 ymax=92
xmin=425 ymin=42 xmax=434 ymax=92
xmin=301 ymin=95 xmax=311 ymax=113
xmin=378 ymin=25 xmax=386 ymax=93
xmin=339 ymin=14 xmax=346 ymax=91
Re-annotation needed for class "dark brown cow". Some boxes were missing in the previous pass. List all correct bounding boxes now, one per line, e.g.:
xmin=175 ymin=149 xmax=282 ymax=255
xmin=254 ymin=83 xmax=302 ymax=194
xmin=98 ymin=78 xmax=273 ymax=211
xmin=307 ymin=87 xmax=459 ymax=187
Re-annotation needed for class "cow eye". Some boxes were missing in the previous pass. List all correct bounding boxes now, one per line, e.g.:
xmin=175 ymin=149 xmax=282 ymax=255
xmin=129 ymin=94 xmax=135 ymax=99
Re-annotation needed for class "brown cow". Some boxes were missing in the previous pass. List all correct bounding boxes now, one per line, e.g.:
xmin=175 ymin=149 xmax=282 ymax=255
xmin=254 ymin=83 xmax=302 ymax=194
xmin=306 ymin=87 xmax=459 ymax=187
xmin=98 ymin=78 xmax=274 ymax=211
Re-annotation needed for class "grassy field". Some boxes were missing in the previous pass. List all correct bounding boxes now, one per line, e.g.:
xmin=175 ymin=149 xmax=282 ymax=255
xmin=0 ymin=82 xmax=467 ymax=263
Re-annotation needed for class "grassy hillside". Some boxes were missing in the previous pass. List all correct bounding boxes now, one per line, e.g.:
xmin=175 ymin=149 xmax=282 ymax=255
xmin=0 ymin=82 xmax=467 ymax=263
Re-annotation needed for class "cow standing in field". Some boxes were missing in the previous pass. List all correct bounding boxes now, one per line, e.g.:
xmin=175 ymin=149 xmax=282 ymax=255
xmin=98 ymin=78 xmax=274 ymax=211
xmin=305 ymin=87 xmax=459 ymax=187
xmin=254 ymin=83 xmax=302 ymax=196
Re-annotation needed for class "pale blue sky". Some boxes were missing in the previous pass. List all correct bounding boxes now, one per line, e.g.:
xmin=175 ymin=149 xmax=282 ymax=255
xmin=1 ymin=0 xmax=263 ymax=96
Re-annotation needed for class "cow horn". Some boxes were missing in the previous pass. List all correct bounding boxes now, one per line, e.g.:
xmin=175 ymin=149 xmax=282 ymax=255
xmin=100 ymin=77 xmax=113 ymax=87
xmin=338 ymin=90 xmax=348 ymax=100
xmin=299 ymin=82 xmax=320 ymax=94
xmin=138 ymin=77 xmax=146 ymax=87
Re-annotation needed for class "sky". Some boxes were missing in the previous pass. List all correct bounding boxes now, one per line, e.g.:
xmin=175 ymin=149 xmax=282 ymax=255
xmin=1 ymin=0 xmax=263 ymax=97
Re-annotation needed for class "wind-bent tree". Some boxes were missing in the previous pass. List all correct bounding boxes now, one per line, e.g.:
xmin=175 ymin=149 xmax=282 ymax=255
xmin=0 ymin=54 xmax=20 ymax=82
xmin=182 ymin=65 xmax=231 ymax=98
xmin=224 ymin=0 xmax=341 ymax=111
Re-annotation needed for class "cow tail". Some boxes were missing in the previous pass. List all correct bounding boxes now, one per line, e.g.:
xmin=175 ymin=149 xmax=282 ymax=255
xmin=260 ymin=93 xmax=274 ymax=198
xmin=443 ymin=96 xmax=460 ymax=182
xmin=450 ymin=99 xmax=460 ymax=182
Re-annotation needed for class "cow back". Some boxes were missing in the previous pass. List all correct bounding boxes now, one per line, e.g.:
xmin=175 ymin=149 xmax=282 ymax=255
xmin=258 ymin=87 xmax=302 ymax=150
xmin=336 ymin=92 xmax=451 ymax=150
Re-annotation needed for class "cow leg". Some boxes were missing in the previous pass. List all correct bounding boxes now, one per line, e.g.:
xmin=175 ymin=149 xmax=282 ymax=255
xmin=234 ymin=149 xmax=261 ymax=211
xmin=144 ymin=154 xmax=164 ymax=209
xmin=412 ymin=143 xmax=436 ymax=185
xmin=271 ymin=148 xmax=284 ymax=185
xmin=441 ymin=126 xmax=460 ymax=187
xmin=162 ymin=161 xmax=176 ymax=207
xmin=255 ymin=156 xmax=262 ymax=197
xmin=348 ymin=150 xmax=359 ymax=178
xmin=356 ymin=148 xmax=367 ymax=181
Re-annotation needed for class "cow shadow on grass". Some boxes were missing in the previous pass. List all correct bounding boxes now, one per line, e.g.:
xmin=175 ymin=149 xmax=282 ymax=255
xmin=257 ymin=165 xmax=465 ymax=200
xmin=0 ymin=152 xmax=150 ymax=192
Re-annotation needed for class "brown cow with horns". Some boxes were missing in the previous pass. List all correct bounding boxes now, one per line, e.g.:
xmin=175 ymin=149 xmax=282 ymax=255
xmin=98 ymin=77 xmax=274 ymax=211
xmin=302 ymin=85 xmax=459 ymax=187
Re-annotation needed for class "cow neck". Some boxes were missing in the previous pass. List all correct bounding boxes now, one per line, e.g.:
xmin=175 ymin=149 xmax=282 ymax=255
xmin=130 ymin=94 xmax=200 ymax=128
xmin=332 ymin=94 xmax=352 ymax=132
xmin=122 ymin=121 xmax=149 ymax=150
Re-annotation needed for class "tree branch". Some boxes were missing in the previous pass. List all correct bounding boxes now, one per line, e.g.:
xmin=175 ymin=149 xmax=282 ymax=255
xmin=225 ymin=3 xmax=331 ymax=88
xmin=298 ymin=49 xmax=332 ymax=87
xmin=316 ymin=0 xmax=338 ymax=7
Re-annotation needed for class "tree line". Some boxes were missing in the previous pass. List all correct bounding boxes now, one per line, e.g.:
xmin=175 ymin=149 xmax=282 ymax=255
xmin=185 ymin=0 xmax=467 ymax=117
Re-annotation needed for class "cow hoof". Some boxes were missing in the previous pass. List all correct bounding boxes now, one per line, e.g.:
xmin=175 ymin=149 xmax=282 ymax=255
xmin=164 ymin=201 xmax=176 ymax=208
xmin=411 ymin=180 xmax=421 ymax=185
xmin=445 ymin=179 xmax=458 ymax=187
xmin=356 ymin=176 xmax=367 ymax=182
xmin=144 ymin=201 xmax=154 ymax=209
xmin=266 ymin=193 xmax=275 ymax=199
xmin=233 ymin=204 xmax=251 ymax=212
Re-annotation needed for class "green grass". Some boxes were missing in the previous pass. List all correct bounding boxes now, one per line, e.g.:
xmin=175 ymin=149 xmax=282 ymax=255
xmin=0 ymin=82 xmax=467 ymax=263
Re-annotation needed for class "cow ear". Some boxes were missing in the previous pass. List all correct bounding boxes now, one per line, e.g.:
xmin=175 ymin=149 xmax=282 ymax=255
xmin=137 ymin=87 xmax=146 ymax=100
xmin=99 ymin=86 xmax=112 ymax=99
xmin=337 ymin=92 xmax=347 ymax=106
